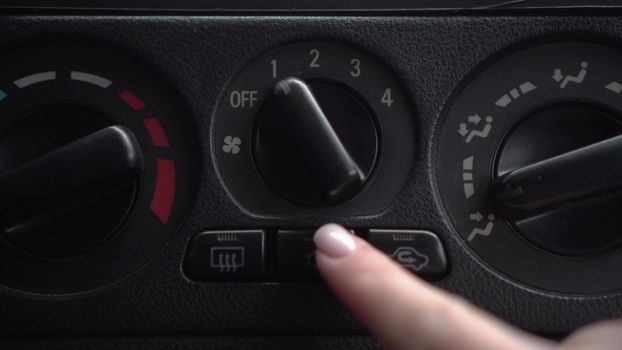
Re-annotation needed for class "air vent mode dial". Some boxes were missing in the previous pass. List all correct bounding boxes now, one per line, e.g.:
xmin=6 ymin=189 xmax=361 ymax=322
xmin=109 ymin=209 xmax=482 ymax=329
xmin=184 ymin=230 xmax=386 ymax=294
xmin=437 ymin=41 xmax=622 ymax=293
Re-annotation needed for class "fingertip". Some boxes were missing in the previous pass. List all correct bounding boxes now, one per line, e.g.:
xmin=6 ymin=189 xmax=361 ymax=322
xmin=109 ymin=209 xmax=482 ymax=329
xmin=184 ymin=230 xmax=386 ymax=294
xmin=312 ymin=223 xmax=548 ymax=350
xmin=313 ymin=223 xmax=357 ymax=258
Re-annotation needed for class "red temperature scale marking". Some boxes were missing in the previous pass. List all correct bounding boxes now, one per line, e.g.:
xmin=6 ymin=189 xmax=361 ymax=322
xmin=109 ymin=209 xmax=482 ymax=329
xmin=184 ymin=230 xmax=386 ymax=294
xmin=143 ymin=118 xmax=171 ymax=147
xmin=119 ymin=89 xmax=146 ymax=111
xmin=119 ymin=89 xmax=176 ymax=224
xmin=151 ymin=159 xmax=176 ymax=224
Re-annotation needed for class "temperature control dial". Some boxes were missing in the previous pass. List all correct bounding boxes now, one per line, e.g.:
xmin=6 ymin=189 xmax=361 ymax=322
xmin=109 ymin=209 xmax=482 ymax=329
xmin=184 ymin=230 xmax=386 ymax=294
xmin=215 ymin=41 xmax=415 ymax=215
xmin=0 ymin=44 xmax=196 ymax=294
xmin=0 ymin=106 xmax=143 ymax=257
xmin=437 ymin=41 xmax=622 ymax=293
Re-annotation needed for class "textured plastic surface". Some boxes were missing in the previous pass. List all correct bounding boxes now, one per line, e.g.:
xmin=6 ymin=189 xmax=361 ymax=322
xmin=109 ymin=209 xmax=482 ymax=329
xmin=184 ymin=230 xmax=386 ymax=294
xmin=1 ymin=0 xmax=622 ymax=11
xmin=0 ymin=336 xmax=383 ymax=350
xmin=1 ymin=15 xmax=622 ymax=348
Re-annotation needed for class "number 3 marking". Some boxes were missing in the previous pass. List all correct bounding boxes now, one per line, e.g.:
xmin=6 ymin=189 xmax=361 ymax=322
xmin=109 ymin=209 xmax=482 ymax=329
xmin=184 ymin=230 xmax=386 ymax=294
xmin=350 ymin=58 xmax=361 ymax=77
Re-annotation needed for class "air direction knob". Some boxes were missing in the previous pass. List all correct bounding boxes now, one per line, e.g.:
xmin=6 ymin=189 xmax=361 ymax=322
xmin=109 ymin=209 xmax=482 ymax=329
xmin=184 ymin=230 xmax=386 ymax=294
xmin=492 ymin=103 xmax=622 ymax=256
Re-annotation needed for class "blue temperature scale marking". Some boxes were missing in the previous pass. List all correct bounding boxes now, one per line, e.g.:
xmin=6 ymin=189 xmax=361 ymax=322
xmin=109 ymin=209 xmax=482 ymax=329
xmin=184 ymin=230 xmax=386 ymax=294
xmin=0 ymin=90 xmax=6 ymax=102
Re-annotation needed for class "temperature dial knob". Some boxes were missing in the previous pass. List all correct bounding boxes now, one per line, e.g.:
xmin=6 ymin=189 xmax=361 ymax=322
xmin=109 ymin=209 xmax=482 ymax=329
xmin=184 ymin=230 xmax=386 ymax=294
xmin=0 ymin=44 xmax=196 ymax=295
xmin=253 ymin=77 xmax=377 ymax=206
xmin=0 ymin=105 xmax=143 ymax=257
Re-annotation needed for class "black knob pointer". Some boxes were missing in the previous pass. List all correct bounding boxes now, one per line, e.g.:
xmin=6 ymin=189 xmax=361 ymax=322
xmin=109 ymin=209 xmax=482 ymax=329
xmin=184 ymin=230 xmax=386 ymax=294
xmin=493 ymin=103 xmax=622 ymax=256
xmin=273 ymin=77 xmax=365 ymax=202
xmin=0 ymin=126 xmax=143 ymax=214
xmin=0 ymin=105 xmax=144 ymax=257
xmin=253 ymin=77 xmax=378 ymax=206
xmin=494 ymin=134 xmax=622 ymax=217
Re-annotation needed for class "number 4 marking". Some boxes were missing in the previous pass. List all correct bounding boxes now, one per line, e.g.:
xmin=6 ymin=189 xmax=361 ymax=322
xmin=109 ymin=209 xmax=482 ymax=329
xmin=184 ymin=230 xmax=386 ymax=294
xmin=381 ymin=88 xmax=394 ymax=107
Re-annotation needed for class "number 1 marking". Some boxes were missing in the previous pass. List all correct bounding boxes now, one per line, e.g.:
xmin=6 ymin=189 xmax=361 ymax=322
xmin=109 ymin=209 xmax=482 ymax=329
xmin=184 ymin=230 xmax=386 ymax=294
xmin=270 ymin=59 xmax=277 ymax=78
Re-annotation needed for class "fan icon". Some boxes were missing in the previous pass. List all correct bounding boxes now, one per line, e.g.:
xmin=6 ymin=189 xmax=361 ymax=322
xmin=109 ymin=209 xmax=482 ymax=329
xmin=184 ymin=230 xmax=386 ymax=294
xmin=223 ymin=136 xmax=241 ymax=154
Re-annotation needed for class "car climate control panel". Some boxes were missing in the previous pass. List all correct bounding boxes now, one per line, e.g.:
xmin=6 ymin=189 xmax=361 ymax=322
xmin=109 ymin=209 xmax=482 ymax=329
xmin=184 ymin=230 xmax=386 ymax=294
xmin=0 ymin=9 xmax=622 ymax=346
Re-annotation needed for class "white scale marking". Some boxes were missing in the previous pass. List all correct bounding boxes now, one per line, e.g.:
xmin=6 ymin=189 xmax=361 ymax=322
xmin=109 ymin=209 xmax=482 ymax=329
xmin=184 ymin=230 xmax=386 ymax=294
xmin=14 ymin=71 xmax=56 ymax=88
xmin=495 ymin=82 xmax=537 ymax=107
xmin=605 ymin=81 xmax=622 ymax=94
xmin=463 ymin=156 xmax=475 ymax=199
xmin=70 ymin=71 xmax=112 ymax=88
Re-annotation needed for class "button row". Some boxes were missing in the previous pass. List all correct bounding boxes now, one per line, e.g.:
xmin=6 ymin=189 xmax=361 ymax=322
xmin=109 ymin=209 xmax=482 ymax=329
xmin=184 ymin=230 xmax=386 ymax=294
xmin=183 ymin=229 xmax=448 ymax=281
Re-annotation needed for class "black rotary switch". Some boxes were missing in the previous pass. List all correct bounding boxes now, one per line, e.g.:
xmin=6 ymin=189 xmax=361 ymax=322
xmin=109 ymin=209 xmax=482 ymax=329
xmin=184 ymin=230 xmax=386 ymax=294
xmin=253 ymin=77 xmax=378 ymax=206
xmin=437 ymin=41 xmax=622 ymax=293
xmin=493 ymin=103 xmax=622 ymax=256
xmin=0 ymin=43 xmax=196 ymax=294
xmin=215 ymin=41 xmax=415 ymax=216
xmin=0 ymin=105 xmax=143 ymax=257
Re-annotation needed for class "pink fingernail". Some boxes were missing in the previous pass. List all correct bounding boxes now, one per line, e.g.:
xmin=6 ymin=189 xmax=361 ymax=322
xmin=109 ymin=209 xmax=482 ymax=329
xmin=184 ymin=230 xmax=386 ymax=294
xmin=314 ymin=223 xmax=357 ymax=258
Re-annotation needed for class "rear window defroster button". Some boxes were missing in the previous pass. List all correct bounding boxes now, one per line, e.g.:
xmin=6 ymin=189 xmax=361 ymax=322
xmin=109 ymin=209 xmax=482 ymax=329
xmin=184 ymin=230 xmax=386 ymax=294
xmin=183 ymin=230 xmax=265 ymax=281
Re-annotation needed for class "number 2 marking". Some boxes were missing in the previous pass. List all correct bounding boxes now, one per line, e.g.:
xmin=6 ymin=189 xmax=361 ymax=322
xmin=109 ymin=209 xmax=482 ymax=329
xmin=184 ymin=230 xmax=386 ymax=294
xmin=309 ymin=49 xmax=320 ymax=68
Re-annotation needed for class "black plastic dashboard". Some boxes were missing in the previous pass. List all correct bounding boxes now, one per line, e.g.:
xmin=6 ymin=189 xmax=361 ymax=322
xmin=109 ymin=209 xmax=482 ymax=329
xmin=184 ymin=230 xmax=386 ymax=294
xmin=2 ymin=2 xmax=622 ymax=349
xmin=3 ymin=0 xmax=622 ymax=12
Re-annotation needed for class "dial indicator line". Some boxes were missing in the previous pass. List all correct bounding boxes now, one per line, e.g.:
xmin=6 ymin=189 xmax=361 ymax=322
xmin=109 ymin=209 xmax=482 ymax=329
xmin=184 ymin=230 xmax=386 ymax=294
xmin=151 ymin=158 xmax=176 ymax=224
xmin=495 ymin=82 xmax=537 ymax=107
xmin=462 ymin=156 xmax=475 ymax=199
xmin=605 ymin=81 xmax=622 ymax=94
xmin=143 ymin=117 xmax=170 ymax=147
xmin=70 ymin=71 xmax=112 ymax=88
xmin=14 ymin=71 xmax=56 ymax=88
xmin=119 ymin=89 xmax=146 ymax=111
